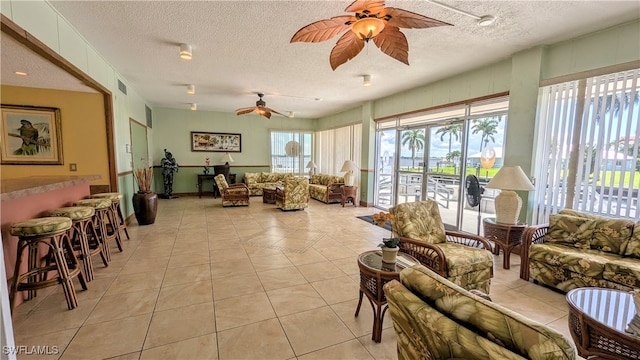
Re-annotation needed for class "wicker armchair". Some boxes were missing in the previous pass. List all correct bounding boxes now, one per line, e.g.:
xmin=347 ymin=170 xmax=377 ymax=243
xmin=390 ymin=200 xmax=494 ymax=293
xmin=275 ymin=177 xmax=309 ymax=211
xmin=214 ymin=174 xmax=249 ymax=207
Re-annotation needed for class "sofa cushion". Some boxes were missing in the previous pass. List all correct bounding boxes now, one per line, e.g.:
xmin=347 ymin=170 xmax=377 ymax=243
xmin=604 ymin=259 xmax=640 ymax=288
xmin=261 ymin=172 xmax=280 ymax=183
xmin=544 ymin=214 xmax=594 ymax=249
xmin=623 ymin=221 xmax=640 ymax=259
xmin=244 ymin=172 xmax=260 ymax=185
xmin=558 ymin=209 xmax=634 ymax=254
xmin=399 ymin=265 xmax=577 ymax=360
xmin=311 ymin=174 xmax=343 ymax=186
xmin=385 ymin=280 xmax=526 ymax=359
xmin=391 ymin=200 xmax=446 ymax=244
xmin=436 ymin=243 xmax=494 ymax=276
xmin=529 ymin=243 xmax=621 ymax=279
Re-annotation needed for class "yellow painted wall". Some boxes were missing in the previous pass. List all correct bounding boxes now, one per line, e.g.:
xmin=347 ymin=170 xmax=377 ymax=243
xmin=1 ymin=85 xmax=110 ymax=185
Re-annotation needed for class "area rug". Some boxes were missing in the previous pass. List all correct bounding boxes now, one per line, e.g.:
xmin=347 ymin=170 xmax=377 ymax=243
xmin=357 ymin=214 xmax=457 ymax=232
xmin=357 ymin=215 xmax=392 ymax=231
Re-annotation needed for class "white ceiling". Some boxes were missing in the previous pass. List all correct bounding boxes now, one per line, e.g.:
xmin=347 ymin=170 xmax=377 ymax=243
xmin=4 ymin=1 xmax=640 ymax=119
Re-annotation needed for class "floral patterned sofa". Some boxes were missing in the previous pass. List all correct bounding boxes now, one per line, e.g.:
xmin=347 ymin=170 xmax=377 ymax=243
xmin=243 ymin=172 xmax=292 ymax=196
xmin=521 ymin=209 xmax=640 ymax=292
xmin=384 ymin=265 xmax=581 ymax=360
xmin=308 ymin=174 xmax=344 ymax=203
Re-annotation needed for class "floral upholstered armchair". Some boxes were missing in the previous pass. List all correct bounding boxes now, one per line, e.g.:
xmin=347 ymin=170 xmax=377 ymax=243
xmin=214 ymin=174 xmax=249 ymax=207
xmin=390 ymin=200 xmax=494 ymax=293
xmin=275 ymin=177 xmax=309 ymax=211
xmin=384 ymin=265 xmax=581 ymax=360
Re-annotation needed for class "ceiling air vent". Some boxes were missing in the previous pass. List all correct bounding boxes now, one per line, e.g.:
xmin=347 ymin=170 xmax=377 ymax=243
xmin=145 ymin=105 xmax=152 ymax=128
xmin=117 ymin=79 xmax=127 ymax=95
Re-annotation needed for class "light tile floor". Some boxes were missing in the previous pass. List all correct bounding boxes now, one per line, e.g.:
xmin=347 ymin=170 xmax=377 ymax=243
xmin=10 ymin=197 xmax=573 ymax=359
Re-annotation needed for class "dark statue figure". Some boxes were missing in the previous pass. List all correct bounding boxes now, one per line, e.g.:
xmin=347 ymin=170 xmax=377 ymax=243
xmin=160 ymin=149 xmax=179 ymax=198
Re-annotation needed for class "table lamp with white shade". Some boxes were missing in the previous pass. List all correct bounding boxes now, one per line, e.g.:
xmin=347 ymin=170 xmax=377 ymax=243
xmin=340 ymin=160 xmax=359 ymax=187
xmin=221 ymin=152 xmax=234 ymax=165
xmin=485 ymin=165 xmax=535 ymax=224
xmin=306 ymin=160 xmax=317 ymax=177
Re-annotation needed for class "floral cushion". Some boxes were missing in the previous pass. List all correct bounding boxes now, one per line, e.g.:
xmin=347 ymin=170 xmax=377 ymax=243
xmin=214 ymin=174 xmax=229 ymax=191
xmin=623 ymin=221 xmax=640 ymax=259
xmin=544 ymin=214 xmax=594 ymax=249
xmin=73 ymin=198 xmax=111 ymax=210
xmin=310 ymin=174 xmax=343 ymax=186
xmin=529 ymin=243 xmax=620 ymax=279
xmin=48 ymin=206 xmax=95 ymax=221
xmin=244 ymin=172 xmax=260 ymax=185
xmin=386 ymin=265 xmax=577 ymax=360
xmin=558 ymin=209 xmax=634 ymax=254
xmin=390 ymin=200 xmax=446 ymax=244
xmin=603 ymin=259 xmax=640 ymax=288
xmin=261 ymin=172 xmax=279 ymax=183
xmin=436 ymin=242 xmax=494 ymax=277
xmin=11 ymin=217 xmax=72 ymax=236
xmin=91 ymin=192 xmax=123 ymax=201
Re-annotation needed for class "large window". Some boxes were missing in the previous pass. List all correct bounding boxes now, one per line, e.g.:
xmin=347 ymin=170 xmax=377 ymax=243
xmin=533 ymin=68 xmax=640 ymax=222
xmin=270 ymin=130 xmax=312 ymax=176
xmin=374 ymin=97 xmax=509 ymax=233
xmin=315 ymin=124 xmax=362 ymax=180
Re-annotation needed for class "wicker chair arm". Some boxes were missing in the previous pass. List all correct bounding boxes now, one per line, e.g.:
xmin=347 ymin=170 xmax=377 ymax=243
xmin=397 ymin=236 xmax=447 ymax=277
xmin=327 ymin=183 xmax=345 ymax=194
xmin=227 ymin=183 xmax=249 ymax=190
xmin=519 ymin=224 xmax=549 ymax=280
xmin=445 ymin=230 xmax=493 ymax=251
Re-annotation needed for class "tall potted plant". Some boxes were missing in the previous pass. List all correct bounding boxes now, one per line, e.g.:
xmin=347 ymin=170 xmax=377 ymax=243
xmin=132 ymin=167 xmax=157 ymax=225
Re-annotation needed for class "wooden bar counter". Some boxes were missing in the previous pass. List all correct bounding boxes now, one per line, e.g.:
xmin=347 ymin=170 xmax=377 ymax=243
xmin=1 ymin=175 xmax=100 ymax=307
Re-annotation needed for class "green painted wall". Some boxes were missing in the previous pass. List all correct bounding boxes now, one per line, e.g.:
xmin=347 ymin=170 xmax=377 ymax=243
xmin=151 ymin=108 xmax=316 ymax=195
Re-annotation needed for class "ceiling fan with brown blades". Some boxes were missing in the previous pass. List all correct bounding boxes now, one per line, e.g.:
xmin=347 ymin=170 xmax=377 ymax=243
xmin=291 ymin=0 xmax=452 ymax=70
xmin=235 ymin=93 xmax=286 ymax=119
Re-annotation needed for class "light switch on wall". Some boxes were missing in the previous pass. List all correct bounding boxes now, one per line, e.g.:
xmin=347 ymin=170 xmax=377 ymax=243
xmin=69 ymin=163 xmax=77 ymax=171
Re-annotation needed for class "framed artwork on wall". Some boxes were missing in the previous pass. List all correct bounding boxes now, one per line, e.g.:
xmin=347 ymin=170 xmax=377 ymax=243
xmin=0 ymin=104 xmax=63 ymax=165
xmin=191 ymin=131 xmax=241 ymax=152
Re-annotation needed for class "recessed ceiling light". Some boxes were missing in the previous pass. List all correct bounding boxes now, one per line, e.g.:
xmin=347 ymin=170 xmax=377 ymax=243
xmin=187 ymin=84 xmax=195 ymax=95
xmin=14 ymin=71 xmax=28 ymax=76
xmin=363 ymin=75 xmax=372 ymax=87
xmin=179 ymin=44 xmax=192 ymax=60
xmin=190 ymin=103 xmax=197 ymax=111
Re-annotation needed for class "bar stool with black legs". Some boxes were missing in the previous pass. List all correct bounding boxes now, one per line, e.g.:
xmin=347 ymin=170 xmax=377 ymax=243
xmin=73 ymin=198 xmax=119 ymax=262
xmin=91 ymin=192 xmax=130 ymax=241
xmin=9 ymin=216 xmax=88 ymax=314
xmin=47 ymin=206 xmax=108 ymax=282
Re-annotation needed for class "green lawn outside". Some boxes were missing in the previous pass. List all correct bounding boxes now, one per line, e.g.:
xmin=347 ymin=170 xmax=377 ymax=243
xmin=398 ymin=166 xmax=500 ymax=178
xmin=398 ymin=167 xmax=640 ymax=187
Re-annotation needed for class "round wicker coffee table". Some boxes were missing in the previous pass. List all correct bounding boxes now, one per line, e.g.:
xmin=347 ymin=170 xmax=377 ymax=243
xmin=567 ymin=287 xmax=639 ymax=359
xmin=355 ymin=250 xmax=419 ymax=343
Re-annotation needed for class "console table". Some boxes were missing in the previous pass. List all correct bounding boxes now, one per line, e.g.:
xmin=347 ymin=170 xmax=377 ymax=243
xmin=198 ymin=173 xmax=235 ymax=198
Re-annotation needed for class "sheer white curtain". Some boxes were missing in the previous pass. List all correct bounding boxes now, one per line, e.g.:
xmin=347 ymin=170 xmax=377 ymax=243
xmin=533 ymin=68 xmax=640 ymax=223
xmin=270 ymin=130 xmax=312 ymax=175
xmin=316 ymin=124 xmax=362 ymax=183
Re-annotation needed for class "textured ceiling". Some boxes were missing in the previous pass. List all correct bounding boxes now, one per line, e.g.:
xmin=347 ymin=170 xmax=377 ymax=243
xmin=4 ymin=1 xmax=640 ymax=119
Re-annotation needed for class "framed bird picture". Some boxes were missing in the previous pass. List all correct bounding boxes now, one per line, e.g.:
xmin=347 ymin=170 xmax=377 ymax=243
xmin=0 ymin=104 xmax=63 ymax=165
